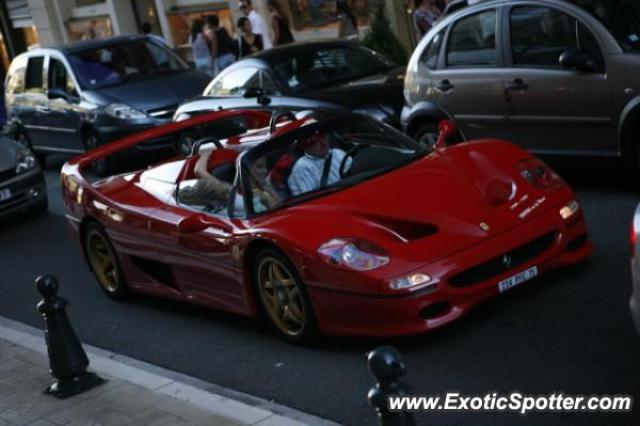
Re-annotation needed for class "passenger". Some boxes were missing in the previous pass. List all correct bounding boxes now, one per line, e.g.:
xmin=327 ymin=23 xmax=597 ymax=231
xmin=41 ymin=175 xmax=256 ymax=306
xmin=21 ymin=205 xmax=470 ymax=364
xmin=287 ymin=131 xmax=349 ymax=196
xmin=179 ymin=147 xmax=277 ymax=216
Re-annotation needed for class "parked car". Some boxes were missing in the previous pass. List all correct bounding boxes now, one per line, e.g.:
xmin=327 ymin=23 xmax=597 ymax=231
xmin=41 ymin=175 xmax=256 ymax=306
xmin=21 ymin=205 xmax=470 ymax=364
xmin=630 ymin=203 xmax=640 ymax=336
xmin=404 ymin=0 xmax=640 ymax=164
xmin=172 ymin=40 xmax=405 ymax=155
xmin=4 ymin=35 xmax=210 ymax=174
xmin=61 ymin=108 xmax=591 ymax=343
xmin=0 ymin=136 xmax=47 ymax=220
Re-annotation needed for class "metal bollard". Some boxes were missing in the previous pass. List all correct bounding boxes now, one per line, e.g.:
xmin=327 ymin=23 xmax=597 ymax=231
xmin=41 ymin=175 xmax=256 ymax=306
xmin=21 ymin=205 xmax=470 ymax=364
xmin=367 ymin=346 xmax=416 ymax=426
xmin=36 ymin=275 xmax=105 ymax=398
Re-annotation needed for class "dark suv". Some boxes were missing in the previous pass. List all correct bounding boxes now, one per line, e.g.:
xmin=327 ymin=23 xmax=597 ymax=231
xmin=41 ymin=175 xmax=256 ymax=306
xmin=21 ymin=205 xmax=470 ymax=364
xmin=4 ymin=35 xmax=210 ymax=174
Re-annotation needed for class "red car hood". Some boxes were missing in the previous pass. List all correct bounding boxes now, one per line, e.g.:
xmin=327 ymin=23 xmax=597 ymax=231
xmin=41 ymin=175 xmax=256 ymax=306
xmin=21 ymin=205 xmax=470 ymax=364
xmin=259 ymin=141 xmax=574 ymax=268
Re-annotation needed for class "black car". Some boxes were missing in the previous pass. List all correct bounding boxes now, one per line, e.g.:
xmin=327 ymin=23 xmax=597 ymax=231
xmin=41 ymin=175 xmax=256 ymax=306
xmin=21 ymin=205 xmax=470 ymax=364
xmin=0 ymin=136 xmax=47 ymax=220
xmin=4 ymin=35 xmax=210 ymax=174
xmin=173 ymin=40 xmax=405 ymax=155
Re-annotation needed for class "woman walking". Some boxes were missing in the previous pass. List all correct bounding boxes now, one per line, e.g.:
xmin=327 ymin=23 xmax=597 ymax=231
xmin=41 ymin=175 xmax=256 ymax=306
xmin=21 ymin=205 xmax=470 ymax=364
xmin=235 ymin=17 xmax=263 ymax=58
xmin=191 ymin=19 xmax=212 ymax=74
xmin=206 ymin=15 xmax=235 ymax=74
xmin=414 ymin=0 xmax=442 ymax=38
xmin=267 ymin=0 xmax=295 ymax=46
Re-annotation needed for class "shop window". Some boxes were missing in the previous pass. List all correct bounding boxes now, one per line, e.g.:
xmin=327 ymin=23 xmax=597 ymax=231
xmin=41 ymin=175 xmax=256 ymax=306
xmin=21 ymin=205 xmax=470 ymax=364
xmin=65 ymin=17 xmax=112 ymax=42
xmin=166 ymin=8 xmax=233 ymax=61
xmin=285 ymin=0 xmax=375 ymax=35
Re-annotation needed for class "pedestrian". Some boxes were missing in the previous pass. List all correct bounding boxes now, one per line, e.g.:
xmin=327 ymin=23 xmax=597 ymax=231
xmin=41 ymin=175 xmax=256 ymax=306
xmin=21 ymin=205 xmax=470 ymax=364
xmin=239 ymin=0 xmax=273 ymax=49
xmin=141 ymin=22 xmax=167 ymax=45
xmin=205 ymin=15 xmax=236 ymax=74
xmin=267 ymin=0 xmax=295 ymax=46
xmin=336 ymin=0 xmax=358 ymax=39
xmin=414 ymin=0 xmax=442 ymax=38
xmin=235 ymin=17 xmax=264 ymax=59
xmin=191 ymin=19 xmax=213 ymax=74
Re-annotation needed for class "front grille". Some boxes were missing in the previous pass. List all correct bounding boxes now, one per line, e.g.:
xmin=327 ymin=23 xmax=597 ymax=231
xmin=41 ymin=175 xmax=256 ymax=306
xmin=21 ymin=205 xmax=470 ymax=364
xmin=148 ymin=104 xmax=177 ymax=120
xmin=450 ymin=231 xmax=558 ymax=288
xmin=0 ymin=168 xmax=16 ymax=182
xmin=0 ymin=191 xmax=27 ymax=213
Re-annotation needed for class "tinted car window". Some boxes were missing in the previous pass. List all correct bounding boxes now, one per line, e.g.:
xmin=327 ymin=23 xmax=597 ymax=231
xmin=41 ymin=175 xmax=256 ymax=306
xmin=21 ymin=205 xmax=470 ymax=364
xmin=25 ymin=57 xmax=44 ymax=92
xmin=207 ymin=67 xmax=260 ymax=96
xmin=420 ymin=30 xmax=444 ymax=69
xmin=68 ymin=39 xmax=189 ymax=90
xmin=569 ymin=0 xmax=640 ymax=53
xmin=511 ymin=6 xmax=604 ymax=71
xmin=447 ymin=10 xmax=498 ymax=67
xmin=272 ymin=47 xmax=395 ymax=93
xmin=48 ymin=58 xmax=78 ymax=95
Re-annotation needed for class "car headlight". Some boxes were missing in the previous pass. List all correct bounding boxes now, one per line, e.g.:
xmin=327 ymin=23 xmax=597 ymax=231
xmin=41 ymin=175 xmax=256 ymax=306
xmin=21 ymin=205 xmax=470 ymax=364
xmin=518 ymin=158 xmax=565 ymax=190
xmin=560 ymin=200 xmax=580 ymax=220
xmin=388 ymin=273 xmax=433 ymax=292
xmin=15 ymin=148 xmax=37 ymax=174
xmin=317 ymin=238 xmax=389 ymax=271
xmin=105 ymin=103 xmax=147 ymax=120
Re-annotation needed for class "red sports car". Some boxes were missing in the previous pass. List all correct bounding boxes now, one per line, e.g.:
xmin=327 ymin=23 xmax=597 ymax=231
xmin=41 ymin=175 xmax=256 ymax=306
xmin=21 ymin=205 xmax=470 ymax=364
xmin=61 ymin=109 xmax=592 ymax=343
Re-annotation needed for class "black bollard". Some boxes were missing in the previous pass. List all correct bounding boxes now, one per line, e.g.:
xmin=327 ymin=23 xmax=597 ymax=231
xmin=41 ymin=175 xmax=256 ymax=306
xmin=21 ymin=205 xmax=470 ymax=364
xmin=367 ymin=346 xmax=416 ymax=426
xmin=36 ymin=275 xmax=105 ymax=398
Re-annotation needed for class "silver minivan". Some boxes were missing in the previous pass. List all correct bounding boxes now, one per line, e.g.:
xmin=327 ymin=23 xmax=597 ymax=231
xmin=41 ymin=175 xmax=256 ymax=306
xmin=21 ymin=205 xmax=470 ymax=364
xmin=403 ymin=0 xmax=640 ymax=164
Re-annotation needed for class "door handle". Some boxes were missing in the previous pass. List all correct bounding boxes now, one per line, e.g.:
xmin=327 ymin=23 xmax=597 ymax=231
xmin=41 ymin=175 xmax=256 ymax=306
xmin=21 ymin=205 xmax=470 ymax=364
xmin=506 ymin=78 xmax=528 ymax=92
xmin=436 ymin=80 xmax=454 ymax=92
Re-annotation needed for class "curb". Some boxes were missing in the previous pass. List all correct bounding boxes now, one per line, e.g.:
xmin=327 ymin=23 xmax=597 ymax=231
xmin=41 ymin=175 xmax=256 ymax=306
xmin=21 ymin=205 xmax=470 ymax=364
xmin=0 ymin=316 xmax=341 ymax=426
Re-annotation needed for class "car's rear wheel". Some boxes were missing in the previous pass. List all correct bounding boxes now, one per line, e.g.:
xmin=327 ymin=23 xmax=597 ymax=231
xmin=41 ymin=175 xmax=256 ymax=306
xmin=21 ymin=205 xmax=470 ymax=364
xmin=15 ymin=129 xmax=47 ymax=168
xmin=253 ymin=248 xmax=317 ymax=344
xmin=83 ymin=222 xmax=128 ymax=300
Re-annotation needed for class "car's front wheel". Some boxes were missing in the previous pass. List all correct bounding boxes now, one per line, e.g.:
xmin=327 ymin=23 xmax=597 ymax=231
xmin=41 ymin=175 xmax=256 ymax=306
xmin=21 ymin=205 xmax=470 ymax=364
xmin=413 ymin=123 xmax=440 ymax=151
xmin=176 ymin=131 xmax=196 ymax=157
xmin=84 ymin=131 xmax=112 ymax=176
xmin=15 ymin=129 xmax=47 ymax=168
xmin=83 ymin=222 xmax=129 ymax=300
xmin=252 ymin=248 xmax=317 ymax=344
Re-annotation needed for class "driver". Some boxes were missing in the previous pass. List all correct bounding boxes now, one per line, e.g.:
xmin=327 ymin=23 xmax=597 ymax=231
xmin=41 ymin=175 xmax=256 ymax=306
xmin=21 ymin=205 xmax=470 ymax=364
xmin=288 ymin=131 xmax=350 ymax=196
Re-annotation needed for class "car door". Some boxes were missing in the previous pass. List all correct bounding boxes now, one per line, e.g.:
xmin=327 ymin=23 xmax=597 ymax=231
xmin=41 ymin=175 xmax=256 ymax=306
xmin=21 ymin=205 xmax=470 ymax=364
xmin=148 ymin=171 xmax=246 ymax=314
xmin=45 ymin=55 xmax=83 ymax=152
xmin=19 ymin=56 xmax=49 ymax=148
xmin=431 ymin=7 xmax=512 ymax=140
xmin=502 ymin=4 xmax=614 ymax=155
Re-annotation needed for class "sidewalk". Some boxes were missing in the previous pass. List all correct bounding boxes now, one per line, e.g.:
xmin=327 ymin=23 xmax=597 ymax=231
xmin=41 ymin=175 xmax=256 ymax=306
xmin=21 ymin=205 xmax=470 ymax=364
xmin=0 ymin=318 xmax=338 ymax=426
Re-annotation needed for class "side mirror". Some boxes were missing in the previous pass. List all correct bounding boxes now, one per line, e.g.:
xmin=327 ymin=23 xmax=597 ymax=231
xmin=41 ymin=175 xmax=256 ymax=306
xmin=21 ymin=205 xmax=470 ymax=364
xmin=243 ymin=87 xmax=271 ymax=106
xmin=434 ymin=119 xmax=456 ymax=149
xmin=559 ymin=49 xmax=596 ymax=73
xmin=47 ymin=88 xmax=69 ymax=101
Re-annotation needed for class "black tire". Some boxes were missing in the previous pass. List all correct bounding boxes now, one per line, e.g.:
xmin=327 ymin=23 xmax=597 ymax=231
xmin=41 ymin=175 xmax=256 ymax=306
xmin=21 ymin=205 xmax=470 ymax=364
xmin=413 ymin=123 xmax=440 ymax=151
xmin=84 ymin=131 xmax=112 ymax=176
xmin=82 ymin=222 xmax=129 ymax=300
xmin=252 ymin=248 xmax=317 ymax=344
xmin=15 ymin=129 xmax=47 ymax=169
xmin=176 ymin=131 xmax=196 ymax=157
xmin=32 ymin=197 xmax=48 ymax=214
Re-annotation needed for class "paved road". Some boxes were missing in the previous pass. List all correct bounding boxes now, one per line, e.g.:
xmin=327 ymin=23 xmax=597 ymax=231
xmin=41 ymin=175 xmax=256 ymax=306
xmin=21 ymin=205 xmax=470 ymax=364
xmin=1 ymin=155 xmax=639 ymax=426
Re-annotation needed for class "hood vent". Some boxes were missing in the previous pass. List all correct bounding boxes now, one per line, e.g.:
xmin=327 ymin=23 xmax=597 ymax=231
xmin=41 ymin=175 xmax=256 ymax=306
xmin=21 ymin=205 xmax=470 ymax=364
xmin=359 ymin=213 xmax=438 ymax=242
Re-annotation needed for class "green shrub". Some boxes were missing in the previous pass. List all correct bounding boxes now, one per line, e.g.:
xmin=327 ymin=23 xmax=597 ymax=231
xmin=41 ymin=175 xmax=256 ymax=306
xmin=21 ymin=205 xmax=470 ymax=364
xmin=362 ymin=2 xmax=408 ymax=65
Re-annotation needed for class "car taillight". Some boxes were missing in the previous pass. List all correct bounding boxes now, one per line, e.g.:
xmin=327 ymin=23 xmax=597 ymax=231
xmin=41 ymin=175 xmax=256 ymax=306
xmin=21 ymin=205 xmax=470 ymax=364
xmin=631 ymin=220 xmax=637 ymax=257
xmin=517 ymin=158 xmax=565 ymax=190
xmin=317 ymin=238 xmax=389 ymax=271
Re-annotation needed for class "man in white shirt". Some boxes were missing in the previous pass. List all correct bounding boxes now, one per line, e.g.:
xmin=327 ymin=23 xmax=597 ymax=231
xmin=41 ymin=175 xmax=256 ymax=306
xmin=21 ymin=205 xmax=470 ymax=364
xmin=239 ymin=0 xmax=273 ymax=49
xmin=288 ymin=131 xmax=350 ymax=196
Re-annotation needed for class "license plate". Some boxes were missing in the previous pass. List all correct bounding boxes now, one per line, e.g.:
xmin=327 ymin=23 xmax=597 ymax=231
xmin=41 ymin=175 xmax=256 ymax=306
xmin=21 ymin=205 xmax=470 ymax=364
xmin=498 ymin=266 xmax=538 ymax=293
xmin=0 ymin=188 xmax=11 ymax=202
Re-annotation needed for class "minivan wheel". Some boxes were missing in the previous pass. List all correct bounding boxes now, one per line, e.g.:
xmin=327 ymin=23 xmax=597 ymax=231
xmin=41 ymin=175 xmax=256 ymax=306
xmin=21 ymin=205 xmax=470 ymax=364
xmin=414 ymin=123 xmax=440 ymax=151
xmin=15 ymin=130 xmax=47 ymax=168
xmin=84 ymin=131 xmax=112 ymax=176
xmin=176 ymin=131 xmax=196 ymax=157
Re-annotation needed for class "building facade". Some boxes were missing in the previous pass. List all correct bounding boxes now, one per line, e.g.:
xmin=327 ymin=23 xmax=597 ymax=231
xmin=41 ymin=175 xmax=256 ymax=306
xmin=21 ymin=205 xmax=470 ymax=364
xmin=0 ymin=0 xmax=417 ymax=70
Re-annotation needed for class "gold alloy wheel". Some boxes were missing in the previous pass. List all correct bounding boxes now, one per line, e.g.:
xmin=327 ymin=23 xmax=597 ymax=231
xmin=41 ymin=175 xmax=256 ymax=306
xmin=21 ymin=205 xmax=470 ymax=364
xmin=257 ymin=257 xmax=306 ymax=336
xmin=86 ymin=230 xmax=120 ymax=293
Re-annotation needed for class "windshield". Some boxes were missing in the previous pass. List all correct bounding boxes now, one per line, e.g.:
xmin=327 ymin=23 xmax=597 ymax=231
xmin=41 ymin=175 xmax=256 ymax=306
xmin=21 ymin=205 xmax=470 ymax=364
xmin=241 ymin=116 xmax=427 ymax=215
xmin=68 ymin=39 xmax=190 ymax=89
xmin=272 ymin=46 xmax=396 ymax=93
xmin=570 ymin=0 xmax=640 ymax=52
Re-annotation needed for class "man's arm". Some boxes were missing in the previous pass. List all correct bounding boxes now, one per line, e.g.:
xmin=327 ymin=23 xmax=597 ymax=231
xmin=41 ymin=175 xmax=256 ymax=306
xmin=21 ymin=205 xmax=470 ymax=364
xmin=194 ymin=148 xmax=232 ymax=196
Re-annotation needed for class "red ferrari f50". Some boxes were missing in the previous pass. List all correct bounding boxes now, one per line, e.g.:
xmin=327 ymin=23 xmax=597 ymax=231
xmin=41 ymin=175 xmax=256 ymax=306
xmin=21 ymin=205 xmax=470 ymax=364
xmin=61 ymin=109 xmax=592 ymax=343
